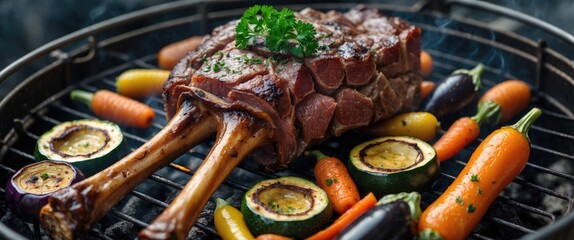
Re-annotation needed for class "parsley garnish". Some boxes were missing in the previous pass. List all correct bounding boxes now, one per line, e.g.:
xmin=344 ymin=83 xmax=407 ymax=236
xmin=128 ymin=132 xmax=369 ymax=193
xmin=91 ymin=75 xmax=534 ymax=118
xmin=478 ymin=186 xmax=483 ymax=195
xmin=235 ymin=5 xmax=318 ymax=58
xmin=212 ymin=61 xmax=225 ymax=72
xmin=40 ymin=173 xmax=49 ymax=181
xmin=467 ymin=204 xmax=476 ymax=213
xmin=470 ymin=174 xmax=480 ymax=182
xmin=326 ymin=178 xmax=338 ymax=186
xmin=456 ymin=196 xmax=463 ymax=205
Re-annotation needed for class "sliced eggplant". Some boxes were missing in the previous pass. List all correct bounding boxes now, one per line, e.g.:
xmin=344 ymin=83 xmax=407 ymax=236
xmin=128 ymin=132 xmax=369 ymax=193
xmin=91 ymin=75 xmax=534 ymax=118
xmin=34 ymin=119 xmax=124 ymax=176
xmin=334 ymin=192 xmax=421 ymax=240
xmin=348 ymin=136 xmax=439 ymax=197
xmin=4 ymin=160 xmax=85 ymax=222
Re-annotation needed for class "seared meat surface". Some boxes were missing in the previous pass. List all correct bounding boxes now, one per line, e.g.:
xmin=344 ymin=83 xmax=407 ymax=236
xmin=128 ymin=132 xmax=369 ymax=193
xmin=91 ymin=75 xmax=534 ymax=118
xmin=163 ymin=5 xmax=421 ymax=171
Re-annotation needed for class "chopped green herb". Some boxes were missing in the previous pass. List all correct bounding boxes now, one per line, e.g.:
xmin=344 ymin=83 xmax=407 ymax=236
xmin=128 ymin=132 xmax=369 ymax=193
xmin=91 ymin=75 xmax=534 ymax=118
xmin=83 ymin=142 xmax=90 ymax=148
xmin=212 ymin=61 xmax=225 ymax=72
xmin=470 ymin=174 xmax=480 ymax=182
xmin=242 ymin=55 xmax=264 ymax=64
xmin=235 ymin=5 xmax=318 ymax=58
xmin=456 ymin=196 xmax=463 ymax=205
xmin=40 ymin=173 xmax=49 ymax=181
xmin=379 ymin=154 xmax=386 ymax=159
xmin=478 ymin=187 xmax=483 ymax=195
xmin=467 ymin=204 xmax=476 ymax=213
xmin=325 ymin=178 xmax=338 ymax=187
xmin=199 ymin=54 xmax=208 ymax=63
xmin=370 ymin=49 xmax=377 ymax=56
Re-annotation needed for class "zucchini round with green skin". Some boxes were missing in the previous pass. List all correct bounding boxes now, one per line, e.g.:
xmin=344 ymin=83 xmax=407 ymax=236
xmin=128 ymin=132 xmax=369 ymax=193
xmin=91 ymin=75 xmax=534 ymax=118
xmin=241 ymin=176 xmax=332 ymax=239
xmin=348 ymin=136 xmax=439 ymax=198
xmin=34 ymin=119 xmax=124 ymax=176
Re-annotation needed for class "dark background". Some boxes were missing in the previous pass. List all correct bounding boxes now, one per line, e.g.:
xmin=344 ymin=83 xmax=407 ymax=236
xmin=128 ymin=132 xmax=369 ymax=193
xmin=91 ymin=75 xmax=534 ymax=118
xmin=1 ymin=0 xmax=573 ymax=99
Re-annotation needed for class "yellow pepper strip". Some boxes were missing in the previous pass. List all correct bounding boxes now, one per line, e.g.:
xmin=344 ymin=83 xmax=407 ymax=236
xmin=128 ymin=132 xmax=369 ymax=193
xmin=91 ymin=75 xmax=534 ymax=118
xmin=214 ymin=198 xmax=255 ymax=240
xmin=115 ymin=69 xmax=170 ymax=98
xmin=362 ymin=112 xmax=440 ymax=142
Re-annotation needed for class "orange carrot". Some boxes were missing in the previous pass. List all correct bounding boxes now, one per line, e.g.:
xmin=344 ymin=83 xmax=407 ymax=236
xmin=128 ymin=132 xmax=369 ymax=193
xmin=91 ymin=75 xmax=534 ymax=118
xmin=306 ymin=192 xmax=377 ymax=240
xmin=433 ymin=101 xmax=500 ymax=162
xmin=420 ymin=81 xmax=435 ymax=101
xmin=419 ymin=108 xmax=541 ymax=240
xmin=310 ymin=150 xmax=360 ymax=215
xmin=479 ymin=80 xmax=531 ymax=123
xmin=255 ymin=234 xmax=293 ymax=240
xmin=158 ymin=36 xmax=204 ymax=70
xmin=70 ymin=89 xmax=155 ymax=128
xmin=419 ymin=51 xmax=433 ymax=77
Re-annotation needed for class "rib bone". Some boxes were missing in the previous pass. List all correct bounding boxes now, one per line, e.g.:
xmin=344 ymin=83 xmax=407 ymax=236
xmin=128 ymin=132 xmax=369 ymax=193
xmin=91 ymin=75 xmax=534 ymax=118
xmin=139 ymin=110 xmax=269 ymax=240
xmin=39 ymin=97 xmax=216 ymax=239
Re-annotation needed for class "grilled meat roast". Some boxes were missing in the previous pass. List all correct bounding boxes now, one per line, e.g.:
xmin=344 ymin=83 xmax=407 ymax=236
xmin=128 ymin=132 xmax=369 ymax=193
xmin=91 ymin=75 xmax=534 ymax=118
xmin=163 ymin=6 xmax=421 ymax=171
xmin=40 ymin=6 xmax=421 ymax=240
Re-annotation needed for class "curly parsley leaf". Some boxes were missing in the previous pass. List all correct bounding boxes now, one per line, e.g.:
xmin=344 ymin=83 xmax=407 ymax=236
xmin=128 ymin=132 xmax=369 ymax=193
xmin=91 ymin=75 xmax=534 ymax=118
xmin=235 ymin=5 xmax=317 ymax=58
xmin=235 ymin=5 xmax=262 ymax=49
xmin=292 ymin=20 xmax=318 ymax=57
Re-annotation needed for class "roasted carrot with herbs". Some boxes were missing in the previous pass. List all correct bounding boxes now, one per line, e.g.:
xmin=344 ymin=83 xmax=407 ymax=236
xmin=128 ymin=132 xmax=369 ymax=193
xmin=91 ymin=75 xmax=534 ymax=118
xmin=479 ymin=80 xmax=531 ymax=123
xmin=419 ymin=108 xmax=541 ymax=240
xmin=420 ymin=80 xmax=435 ymax=101
xmin=214 ymin=198 xmax=255 ymax=240
xmin=306 ymin=192 xmax=377 ymax=240
xmin=433 ymin=101 xmax=500 ymax=162
xmin=419 ymin=51 xmax=433 ymax=77
xmin=116 ymin=69 xmax=171 ymax=98
xmin=70 ymin=89 xmax=155 ymax=128
xmin=310 ymin=150 xmax=360 ymax=214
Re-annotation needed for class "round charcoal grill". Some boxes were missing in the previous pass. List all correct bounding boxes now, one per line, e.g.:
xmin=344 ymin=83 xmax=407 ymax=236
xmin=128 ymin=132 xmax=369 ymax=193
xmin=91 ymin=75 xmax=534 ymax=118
xmin=1 ymin=0 xmax=574 ymax=239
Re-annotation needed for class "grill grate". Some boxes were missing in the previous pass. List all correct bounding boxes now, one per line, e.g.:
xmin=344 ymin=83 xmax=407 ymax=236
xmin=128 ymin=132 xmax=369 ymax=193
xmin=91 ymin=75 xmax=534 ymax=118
xmin=1 ymin=1 xmax=574 ymax=239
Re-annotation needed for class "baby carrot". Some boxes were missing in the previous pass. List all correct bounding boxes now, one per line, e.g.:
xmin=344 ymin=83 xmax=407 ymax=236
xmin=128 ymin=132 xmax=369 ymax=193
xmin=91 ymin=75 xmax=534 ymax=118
xmin=306 ymin=192 xmax=377 ymax=240
xmin=420 ymin=80 xmax=435 ymax=101
xmin=433 ymin=101 xmax=500 ymax=162
xmin=158 ymin=36 xmax=203 ymax=70
xmin=70 ymin=89 xmax=155 ymax=128
xmin=479 ymin=80 xmax=531 ymax=123
xmin=255 ymin=234 xmax=293 ymax=240
xmin=419 ymin=51 xmax=433 ymax=77
xmin=310 ymin=150 xmax=360 ymax=214
xmin=419 ymin=108 xmax=541 ymax=240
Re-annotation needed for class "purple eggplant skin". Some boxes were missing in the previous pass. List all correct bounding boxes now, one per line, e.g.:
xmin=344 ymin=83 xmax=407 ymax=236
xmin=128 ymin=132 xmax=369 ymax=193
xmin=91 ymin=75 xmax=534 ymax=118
xmin=4 ymin=160 xmax=85 ymax=223
xmin=421 ymin=64 xmax=484 ymax=117
xmin=333 ymin=201 xmax=417 ymax=240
